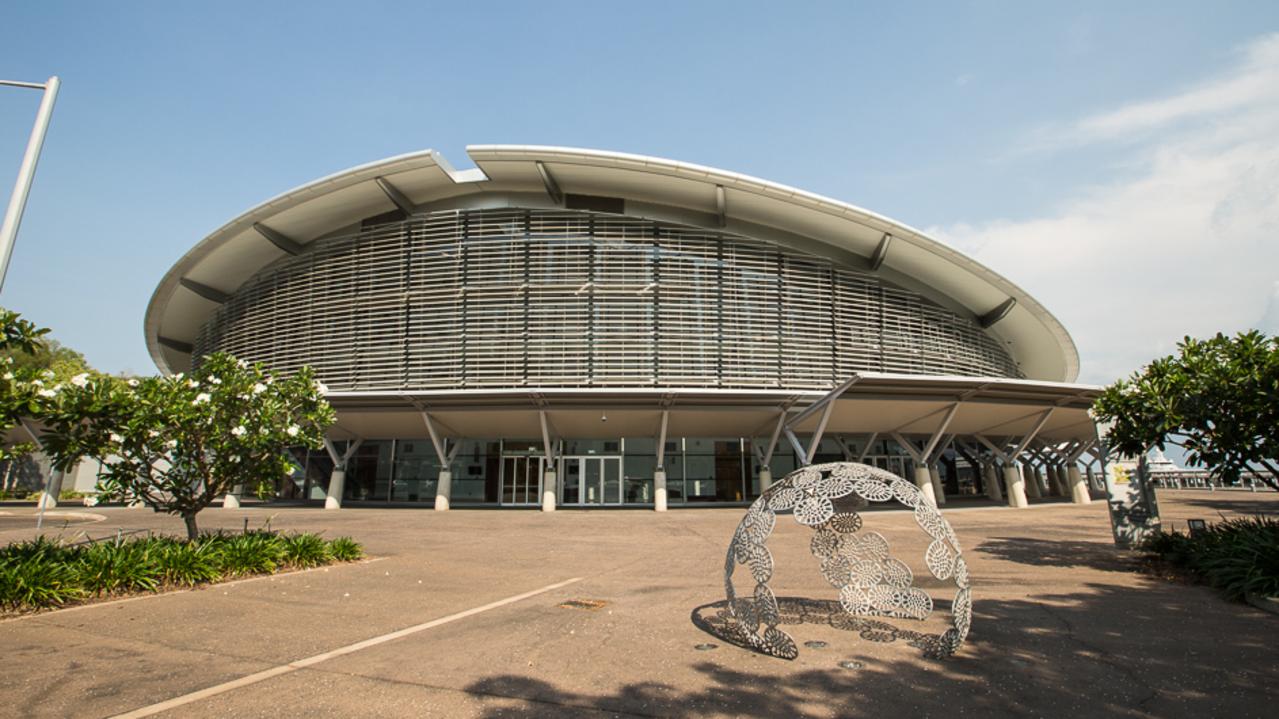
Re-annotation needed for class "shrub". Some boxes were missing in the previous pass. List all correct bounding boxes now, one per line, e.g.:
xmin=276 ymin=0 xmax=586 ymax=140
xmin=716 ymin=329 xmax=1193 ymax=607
xmin=153 ymin=538 xmax=221 ymax=587
xmin=212 ymin=531 xmax=286 ymax=576
xmin=1142 ymin=516 xmax=1279 ymax=600
xmin=0 ymin=538 xmax=83 ymax=609
xmin=74 ymin=540 xmax=160 ymax=596
xmin=328 ymin=536 xmax=363 ymax=562
xmin=282 ymin=532 xmax=331 ymax=568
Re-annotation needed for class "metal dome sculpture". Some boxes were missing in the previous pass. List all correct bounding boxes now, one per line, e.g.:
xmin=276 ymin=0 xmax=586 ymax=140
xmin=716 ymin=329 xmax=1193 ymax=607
xmin=723 ymin=462 xmax=973 ymax=659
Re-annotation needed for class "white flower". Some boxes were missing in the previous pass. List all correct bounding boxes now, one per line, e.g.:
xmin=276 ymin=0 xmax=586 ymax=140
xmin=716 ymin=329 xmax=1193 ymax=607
xmin=166 ymin=439 xmax=178 ymax=448
xmin=2 ymin=372 xmax=12 ymax=380
xmin=237 ymin=359 xmax=248 ymax=368
xmin=231 ymin=425 xmax=246 ymax=437
xmin=252 ymin=383 xmax=267 ymax=395
xmin=109 ymin=432 xmax=123 ymax=443
xmin=83 ymin=495 xmax=98 ymax=507
xmin=30 ymin=378 xmax=42 ymax=387
xmin=41 ymin=369 xmax=54 ymax=379
xmin=187 ymin=379 xmax=199 ymax=388
xmin=70 ymin=373 xmax=90 ymax=387
xmin=286 ymin=425 xmax=299 ymax=437
xmin=193 ymin=393 xmax=211 ymax=405
xmin=315 ymin=381 xmax=329 ymax=394
xmin=37 ymin=389 xmax=56 ymax=398
xmin=148 ymin=429 xmax=160 ymax=437
xmin=209 ymin=377 xmax=222 ymax=385
xmin=174 ymin=372 xmax=184 ymax=379
xmin=127 ymin=378 xmax=138 ymax=387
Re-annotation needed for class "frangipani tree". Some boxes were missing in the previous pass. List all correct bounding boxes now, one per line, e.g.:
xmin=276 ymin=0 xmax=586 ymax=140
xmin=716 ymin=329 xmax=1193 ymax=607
xmin=1092 ymin=330 xmax=1279 ymax=492
xmin=41 ymin=353 xmax=336 ymax=539
xmin=0 ymin=308 xmax=56 ymax=463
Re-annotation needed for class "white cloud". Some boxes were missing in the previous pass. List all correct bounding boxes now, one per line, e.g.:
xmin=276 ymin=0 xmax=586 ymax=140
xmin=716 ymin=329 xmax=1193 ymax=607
xmin=930 ymin=33 xmax=1279 ymax=385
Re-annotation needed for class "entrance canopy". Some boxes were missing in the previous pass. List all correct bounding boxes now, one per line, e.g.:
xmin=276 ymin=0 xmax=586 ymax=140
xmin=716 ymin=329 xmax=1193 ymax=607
xmin=322 ymin=372 xmax=1100 ymax=447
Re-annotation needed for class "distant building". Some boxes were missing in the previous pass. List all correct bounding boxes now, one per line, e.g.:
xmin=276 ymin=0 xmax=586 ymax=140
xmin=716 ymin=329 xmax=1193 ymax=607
xmin=145 ymin=146 xmax=1102 ymax=510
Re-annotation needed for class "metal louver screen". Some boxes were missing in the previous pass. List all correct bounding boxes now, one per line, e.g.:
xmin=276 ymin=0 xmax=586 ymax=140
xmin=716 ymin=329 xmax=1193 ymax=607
xmin=193 ymin=208 xmax=1022 ymax=390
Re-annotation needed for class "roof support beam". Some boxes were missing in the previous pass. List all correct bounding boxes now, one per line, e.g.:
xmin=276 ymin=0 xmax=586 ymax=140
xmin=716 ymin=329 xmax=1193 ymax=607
xmin=535 ymin=161 xmax=563 ymax=205
xmin=253 ymin=222 xmax=302 ymax=255
xmin=1066 ymin=438 xmax=1097 ymax=464
xmin=805 ymin=397 xmax=838 ymax=464
xmin=890 ymin=433 xmax=925 ymax=464
xmin=974 ymin=435 xmax=1013 ymax=464
xmin=784 ymin=428 xmax=808 ymax=466
xmin=656 ymin=410 xmax=669 ymax=470
xmin=870 ymin=233 xmax=892 ymax=271
xmin=980 ymin=297 xmax=1017 ymax=329
xmin=714 ymin=185 xmax=727 ymax=228
xmin=322 ymin=437 xmax=363 ymax=469
xmin=857 ymin=432 xmax=879 ymax=462
xmin=420 ymin=411 xmax=450 ymax=466
xmin=928 ymin=434 xmax=955 ymax=465
xmin=921 ymin=402 xmax=960 ymax=461
xmin=179 ymin=277 xmax=230 ymax=304
xmin=539 ymin=410 xmax=555 ymax=466
xmin=762 ymin=411 xmax=786 ymax=465
xmin=786 ymin=375 xmax=860 ymax=429
xmin=157 ymin=336 xmax=193 ymax=354
xmin=374 ymin=176 xmax=416 ymax=215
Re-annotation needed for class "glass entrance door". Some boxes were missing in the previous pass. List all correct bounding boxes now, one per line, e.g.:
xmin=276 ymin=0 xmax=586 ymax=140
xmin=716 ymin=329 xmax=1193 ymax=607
xmin=560 ymin=456 xmax=623 ymax=505
xmin=500 ymin=456 xmax=543 ymax=505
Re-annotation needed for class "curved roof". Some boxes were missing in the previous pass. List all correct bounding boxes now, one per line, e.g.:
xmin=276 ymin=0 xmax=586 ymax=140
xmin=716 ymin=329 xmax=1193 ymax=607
xmin=145 ymin=145 xmax=1080 ymax=382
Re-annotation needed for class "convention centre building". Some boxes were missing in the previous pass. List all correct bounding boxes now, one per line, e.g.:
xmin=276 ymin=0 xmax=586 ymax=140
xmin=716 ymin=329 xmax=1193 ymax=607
xmin=145 ymin=146 xmax=1103 ymax=511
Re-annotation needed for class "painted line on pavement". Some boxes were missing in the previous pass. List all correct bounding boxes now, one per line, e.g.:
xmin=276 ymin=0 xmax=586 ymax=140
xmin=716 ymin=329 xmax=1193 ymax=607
xmin=110 ymin=576 xmax=585 ymax=718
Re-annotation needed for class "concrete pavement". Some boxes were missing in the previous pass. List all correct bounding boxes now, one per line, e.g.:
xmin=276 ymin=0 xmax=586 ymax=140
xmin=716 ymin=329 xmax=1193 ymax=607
xmin=1 ymin=490 xmax=1276 ymax=718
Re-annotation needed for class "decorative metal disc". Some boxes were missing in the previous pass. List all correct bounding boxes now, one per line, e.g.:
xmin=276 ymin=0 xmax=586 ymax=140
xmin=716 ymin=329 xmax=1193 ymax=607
xmin=723 ymin=462 xmax=973 ymax=660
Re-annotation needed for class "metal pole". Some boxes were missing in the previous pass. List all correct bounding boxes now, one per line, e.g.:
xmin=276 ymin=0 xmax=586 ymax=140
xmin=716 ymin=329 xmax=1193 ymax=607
xmin=0 ymin=76 xmax=60 ymax=293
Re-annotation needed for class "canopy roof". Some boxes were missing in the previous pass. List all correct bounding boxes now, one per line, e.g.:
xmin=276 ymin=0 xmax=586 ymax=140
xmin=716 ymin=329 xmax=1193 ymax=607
xmin=146 ymin=145 xmax=1079 ymax=382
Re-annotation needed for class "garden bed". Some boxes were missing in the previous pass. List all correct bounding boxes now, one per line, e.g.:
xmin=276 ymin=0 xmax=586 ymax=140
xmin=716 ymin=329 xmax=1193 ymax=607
xmin=1141 ymin=516 xmax=1279 ymax=601
xmin=0 ymin=530 xmax=364 ymax=614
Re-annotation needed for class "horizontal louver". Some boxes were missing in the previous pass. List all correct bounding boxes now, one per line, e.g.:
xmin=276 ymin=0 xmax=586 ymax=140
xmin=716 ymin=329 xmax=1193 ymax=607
xmin=193 ymin=208 xmax=1022 ymax=390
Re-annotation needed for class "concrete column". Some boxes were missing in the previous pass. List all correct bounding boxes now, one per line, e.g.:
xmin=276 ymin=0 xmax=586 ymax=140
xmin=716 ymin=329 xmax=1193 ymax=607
xmin=758 ymin=466 xmax=773 ymax=493
xmin=654 ymin=469 xmax=667 ymax=512
xmin=983 ymin=462 xmax=1003 ymax=502
xmin=36 ymin=469 xmax=64 ymax=509
xmin=913 ymin=466 xmax=938 ymax=506
xmin=1004 ymin=464 xmax=1028 ymax=509
xmin=1024 ymin=465 xmax=1042 ymax=499
xmin=1043 ymin=465 xmax=1060 ymax=496
xmin=222 ymin=487 xmax=240 ymax=509
xmin=1053 ymin=465 xmax=1068 ymax=496
xmin=325 ymin=469 xmax=345 ymax=510
xmin=541 ymin=469 xmax=557 ymax=512
xmin=1085 ymin=465 xmax=1097 ymax=491
xmin=435 ymin=469 xmax=452 ymax=511
xmin=1067 ymin=465 xmax=1091 ymax=504
xmin=928 ymin=466 xmax=946 ymax=505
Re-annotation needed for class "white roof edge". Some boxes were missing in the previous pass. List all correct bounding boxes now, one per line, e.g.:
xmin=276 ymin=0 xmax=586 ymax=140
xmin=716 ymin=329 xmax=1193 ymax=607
xmin=145 ymin=145 xmax=1080 ymax=382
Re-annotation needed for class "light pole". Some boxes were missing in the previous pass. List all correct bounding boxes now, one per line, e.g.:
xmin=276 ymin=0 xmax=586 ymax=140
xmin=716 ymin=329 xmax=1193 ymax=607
xmin=0 ymin=76 xmax=60 ymax=294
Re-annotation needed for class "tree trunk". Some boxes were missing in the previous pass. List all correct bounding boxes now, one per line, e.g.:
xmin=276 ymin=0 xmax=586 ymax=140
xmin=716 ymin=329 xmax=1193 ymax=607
xmin=183 ymin=513 xmax=199 ymax=541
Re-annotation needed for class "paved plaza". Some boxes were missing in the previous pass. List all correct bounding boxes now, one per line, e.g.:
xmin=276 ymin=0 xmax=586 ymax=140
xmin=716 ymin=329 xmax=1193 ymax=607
xmin=1 ymin=491 xmax=1277 ymax=718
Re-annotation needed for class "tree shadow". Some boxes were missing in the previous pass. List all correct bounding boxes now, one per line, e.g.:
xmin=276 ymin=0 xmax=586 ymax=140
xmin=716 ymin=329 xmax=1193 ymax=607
xmin=974 ymin=536 xmax=1140 ymax=573
xmin=1160 ymin=494 xmax=1279 ymax=516
xmin=460 ymin=582 xmax=1279 ymax=717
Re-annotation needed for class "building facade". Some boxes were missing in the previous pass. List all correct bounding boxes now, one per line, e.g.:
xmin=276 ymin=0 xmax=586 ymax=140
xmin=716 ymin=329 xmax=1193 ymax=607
xmin=146 ymin=146 xmax=1103 ymax=511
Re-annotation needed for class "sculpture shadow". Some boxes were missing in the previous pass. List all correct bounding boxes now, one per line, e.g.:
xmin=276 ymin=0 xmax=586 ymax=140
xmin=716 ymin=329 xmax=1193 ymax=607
xmin=974 ymin=536 xmax=1139 ymax=573
xmin=690 ymin=597 xmax=954 ymax=660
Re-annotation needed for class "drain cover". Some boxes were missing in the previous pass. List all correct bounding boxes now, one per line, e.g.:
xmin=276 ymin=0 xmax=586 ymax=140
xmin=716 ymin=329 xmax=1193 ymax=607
xmin=557 ymin=599 xmax=609 ymax=611
xmin=695 ymin=643 xmax=718 ymax=651
xmin=838 ymin=660 xmax=865 ymax=670
xmin=804 ymin=640 xmax=829 ymax=649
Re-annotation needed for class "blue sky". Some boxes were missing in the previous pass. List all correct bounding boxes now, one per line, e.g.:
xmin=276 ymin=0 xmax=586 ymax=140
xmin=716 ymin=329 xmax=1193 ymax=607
xmin=2 ymin=2 xmax=1278 ymax=382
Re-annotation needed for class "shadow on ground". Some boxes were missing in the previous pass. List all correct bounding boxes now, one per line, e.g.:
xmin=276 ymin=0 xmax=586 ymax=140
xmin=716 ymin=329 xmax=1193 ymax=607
xmin=1163 ymin=495 xmax=1279 ymax=516
xmin=974 ymin=536 xmax=1140 ymax=573
xmin=458 ymin=581 xmax=1278 ymax=718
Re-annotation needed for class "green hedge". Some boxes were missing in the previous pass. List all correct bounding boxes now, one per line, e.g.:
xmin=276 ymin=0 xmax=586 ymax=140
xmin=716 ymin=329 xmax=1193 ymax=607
xmin=1142 ymin=516 xmax=1279 ymax=600
xmin=0 ymin=531 xmax=364 ymax=612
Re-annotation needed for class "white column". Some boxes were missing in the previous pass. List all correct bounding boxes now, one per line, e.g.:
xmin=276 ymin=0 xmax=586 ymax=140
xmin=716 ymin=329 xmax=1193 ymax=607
xmin=1068 ymin=465 xmax=1091 ymax=504
xmin=914 ymin=466 xmax=938 ymax=506
xmin=435 ymin=469 xmax=452 ymax=511
xmin=36 ymin=469 xmax=64 ymax=509
xmin=1050 ymin=465 xmax=1067 ymax=496
xmin=325 ymin=469 xmax=345 ymax=510
xmin=541 ymin=469 xmax=557 ymax=512
xmin=928 ymin=466 xmax=946 ymax=505
xmin=1024 ymin=465 xmax=1043 ymax=499
xmin=758 ymin=466 xmax=773 ymax=493
xmin=983 ymin=462 xmax=1003 ymax=502
xmin=654 ymin=468 xmax=667 ymax=512
xmin=1004 ymin=464 xmax=1028 ymax=508
xmin=222 ymin=487 xmax=240 ymax=509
